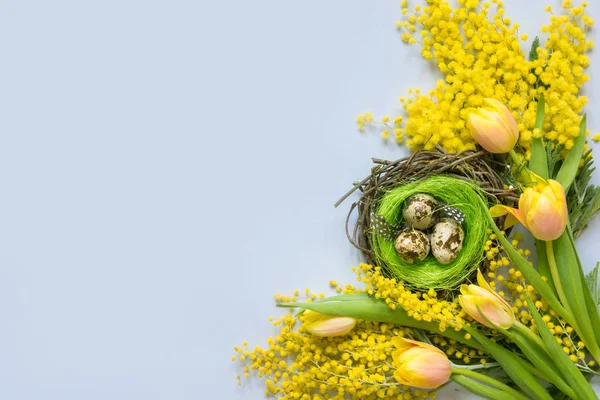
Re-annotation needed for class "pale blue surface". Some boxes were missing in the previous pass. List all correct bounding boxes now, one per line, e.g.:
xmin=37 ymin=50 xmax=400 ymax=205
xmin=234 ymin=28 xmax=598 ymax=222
xmin=0 ymin=1 xmax=599 ymax=399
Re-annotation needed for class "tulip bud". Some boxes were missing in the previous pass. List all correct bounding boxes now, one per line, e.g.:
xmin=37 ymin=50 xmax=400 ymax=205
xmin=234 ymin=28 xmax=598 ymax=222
xmin=391 ymin=337 xmax=451 ymax=389
xmin=302 ymin=310 xmax=357 ymax=337
xmin=459 ymin=270 xmax=515 ymax=329
xmin=490 ymin=174 xmax=568 ymax=241
xmin=468 ymin=98 xmax=519 ymax=153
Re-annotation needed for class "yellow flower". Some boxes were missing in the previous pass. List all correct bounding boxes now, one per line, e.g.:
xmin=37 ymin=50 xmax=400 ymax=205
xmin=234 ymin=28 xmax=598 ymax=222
xmin=302 ymin=310 xmax=357 ymax=337
xmin=459 ymin=270 xmax=516 ymax=329
xmin=391 ymin=337 xmax=451 ymax=389
xmin=490 ymin=173 xmax=568 ymax=241
xmin=467 ymin=98 xmax=519 ymax=153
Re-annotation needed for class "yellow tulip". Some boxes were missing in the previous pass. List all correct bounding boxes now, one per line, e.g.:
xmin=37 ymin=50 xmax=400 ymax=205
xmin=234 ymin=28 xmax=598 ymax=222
xmin=490 ymin=173 xmax=568 ymax=241
xmin=302 ymin=310 xmax=357 ymax=337
xmin=468 ymin=98 xmax=519 ymax=153
xmin=459 ymin=270 xmax=516 ymax=329
xmin=391 ymin=337 xmax=451 ymax=389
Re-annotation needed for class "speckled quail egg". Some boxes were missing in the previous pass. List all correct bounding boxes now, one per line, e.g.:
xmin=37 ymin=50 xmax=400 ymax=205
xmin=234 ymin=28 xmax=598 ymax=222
xmin=394 ymin=230 xmax=430 ymax=264
xmin=402 ymin=193 xmax=438 ymax=230
xmin=431 ymin=219 xmax=465 ymax=265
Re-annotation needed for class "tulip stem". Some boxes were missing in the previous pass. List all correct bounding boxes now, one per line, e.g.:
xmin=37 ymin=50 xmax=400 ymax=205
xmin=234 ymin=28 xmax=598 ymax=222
xmin=508 ymin=149 xmax=532 ymax=183
xmin=450 ymin=367 xmax=530 ymax=400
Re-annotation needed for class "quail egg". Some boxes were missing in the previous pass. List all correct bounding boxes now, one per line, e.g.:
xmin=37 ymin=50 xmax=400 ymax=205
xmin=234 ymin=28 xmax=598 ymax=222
xmin=394 ymin=230 xmax=430 ymax=264
xmin=431 ymin=219 xmax=465 ymax=265
xmin=402 ymin=193 xmax=438 ymax=230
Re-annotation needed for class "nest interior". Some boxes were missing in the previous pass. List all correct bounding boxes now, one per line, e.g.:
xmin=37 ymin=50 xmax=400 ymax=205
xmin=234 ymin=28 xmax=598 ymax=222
xmin=337 ymin=148 xmax=517 ymax=292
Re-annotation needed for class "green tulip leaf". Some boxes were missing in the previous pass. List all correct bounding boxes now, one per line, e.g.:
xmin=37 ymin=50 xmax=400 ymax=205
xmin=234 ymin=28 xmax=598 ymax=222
xmin=277 ymin=293 xmax=481 ymax=349
xmin=509 ymin=326 xmax=575 ymax=399
xmin=463 ymin=326 xmax=552 ymax=400
xmin=525 ymin=297 xmax=599 ymax=400
xmin=556 ymin=114 xmax=587 ymax=192
xmin=451 ymin=375 xmax=517 ymax=400
xmin=473 ymin=303 xmax=575 ymax=399
xmin=450 ymin=370 xmax=530 ymax=400
xmin=535 ymin=238 xmax=556 ymax=297
xmin=548 ymin=236 xmax=600 ymax=362
xmin=566 ymin=225 xmax=600 ymax=343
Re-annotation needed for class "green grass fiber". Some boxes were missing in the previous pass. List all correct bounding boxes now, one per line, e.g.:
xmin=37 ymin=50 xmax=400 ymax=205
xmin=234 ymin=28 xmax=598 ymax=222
xmin=372 ymin=175 xmax=489 ymax=290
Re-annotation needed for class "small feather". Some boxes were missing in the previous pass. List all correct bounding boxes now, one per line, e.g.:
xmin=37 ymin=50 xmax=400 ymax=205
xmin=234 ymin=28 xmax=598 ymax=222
xmin=370 ymin=212 xmax=402 ymax=240
xmin=439 ymin=205 xmax=465 ymax=224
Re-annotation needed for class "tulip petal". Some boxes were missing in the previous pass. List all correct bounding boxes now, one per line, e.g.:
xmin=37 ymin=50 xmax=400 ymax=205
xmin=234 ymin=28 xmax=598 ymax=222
xmin=477 ymin=298 xmax=515 ymax=329
xmin=489 ymin=205 xmax=525 ymax=229
xmin=459 ymin=280 xmax=515 ymax=329
xmin=519 ymin=189 xmax=539 ymax=226
xmin=393 ymin=347 xmax=451 ymax=389
xmin=391 ymin=336 xmax=413 ymax=352
xmin=547 ymin=179 xmax=566 ymax=198
xmin=396 ymin=348 xmax=451 ymax=389
xmin=465 ymin=284 xmax=494 ymax=298
xmin=305 ymin=316 xmax=357 ymax=337
xmin=468 ymin=101 xmax=518 ymax=153
xmin=547 ymin=179 xmax=568 ymax=224
xmin=476 ymin=269 xmax=490 ymax=290
xmin=485 ymin=98 xmax=519 ymax=137
xmin=527 ymin=171 xmax=548 ymax=186
xmin=460 ymin=296 xmax=507 ymax=329
xmin=525 ymin=192 xmax=566 ymax=241
xmin=460 ymin=284 xmax=470 ymax=295
xmin=476 ymin=270 xmax=513 ymax=310
xmin=392 ymin=336 xmax=445 ymax=355
xmin=468 ymin=113 xmax=514 ymax=153
xmin=301 ymin=310 xmax=326 ymax=324
xmin=392 ymin=349 xmax=403 ymax=367
xmin=459 ymin=295 xmax=481 ymax=323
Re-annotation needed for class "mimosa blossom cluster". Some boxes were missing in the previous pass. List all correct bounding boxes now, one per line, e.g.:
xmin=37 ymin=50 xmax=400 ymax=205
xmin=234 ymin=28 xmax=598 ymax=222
xmin=357 ymin=0 xmax=596 ymax=156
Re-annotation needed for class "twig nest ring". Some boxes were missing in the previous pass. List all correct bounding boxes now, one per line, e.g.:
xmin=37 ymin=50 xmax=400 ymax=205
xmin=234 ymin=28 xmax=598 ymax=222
xmin=341 ymin=150 xmax=517 ymax=292
xmin=431 ymin=219 xmax=465 ymax=265
xmin=402 ymin=194 xmax=438 ymax=230
xmin=394 ymin=230 xmax=430 ymax=264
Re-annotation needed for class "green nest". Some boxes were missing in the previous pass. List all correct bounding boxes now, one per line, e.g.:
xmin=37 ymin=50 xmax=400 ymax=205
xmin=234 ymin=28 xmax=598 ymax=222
xmin=371 ymin=176 xmax=488 ymax=290
xmin=336 ymin=149 xmax=517 ymax=292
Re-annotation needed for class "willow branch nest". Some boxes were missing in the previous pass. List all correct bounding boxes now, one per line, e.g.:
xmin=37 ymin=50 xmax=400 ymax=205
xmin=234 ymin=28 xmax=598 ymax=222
xmin=336 ymin=147 xmax=518 ymax=291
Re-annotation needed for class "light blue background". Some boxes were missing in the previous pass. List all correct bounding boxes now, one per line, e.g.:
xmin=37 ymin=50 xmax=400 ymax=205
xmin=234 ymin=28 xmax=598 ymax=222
xmin=0 ymin=1 xmax=599 ymax=399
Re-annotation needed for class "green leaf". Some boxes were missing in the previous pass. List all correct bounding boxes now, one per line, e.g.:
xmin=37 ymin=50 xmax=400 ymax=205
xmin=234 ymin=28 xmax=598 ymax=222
xmin=474 ymin=304 xmax=575 ymax=398
xmin=566 ymin=225 xmax=600 ymax=344
xmin=277 ymin=293 xmax=481 ymax=349
xmin=451 ymin=375 xmax=518 ymax=400
xmin=450 ymin=370 xmax=530 ymax=400
xmin=529 ymin=36 xmax=540 ymax=62
xmin=535 ymin=238 xmax=556 ymax=296
xmin=529 ymin=94 xmax=548 ymax=179
xmin=525 ymin=297 xmax=599 ymax=400
xmin=584 ymin=262 xmax=600 ymax=305
xmin=549 ymin=236 xmax=600 ymax=362
xmin=509 ymin=326 xmax=575 ymax=399
xmin=556 ymin=114 xmax=586 ymax=192
xmin=463 ymin=326 xmax=552 ymax=400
